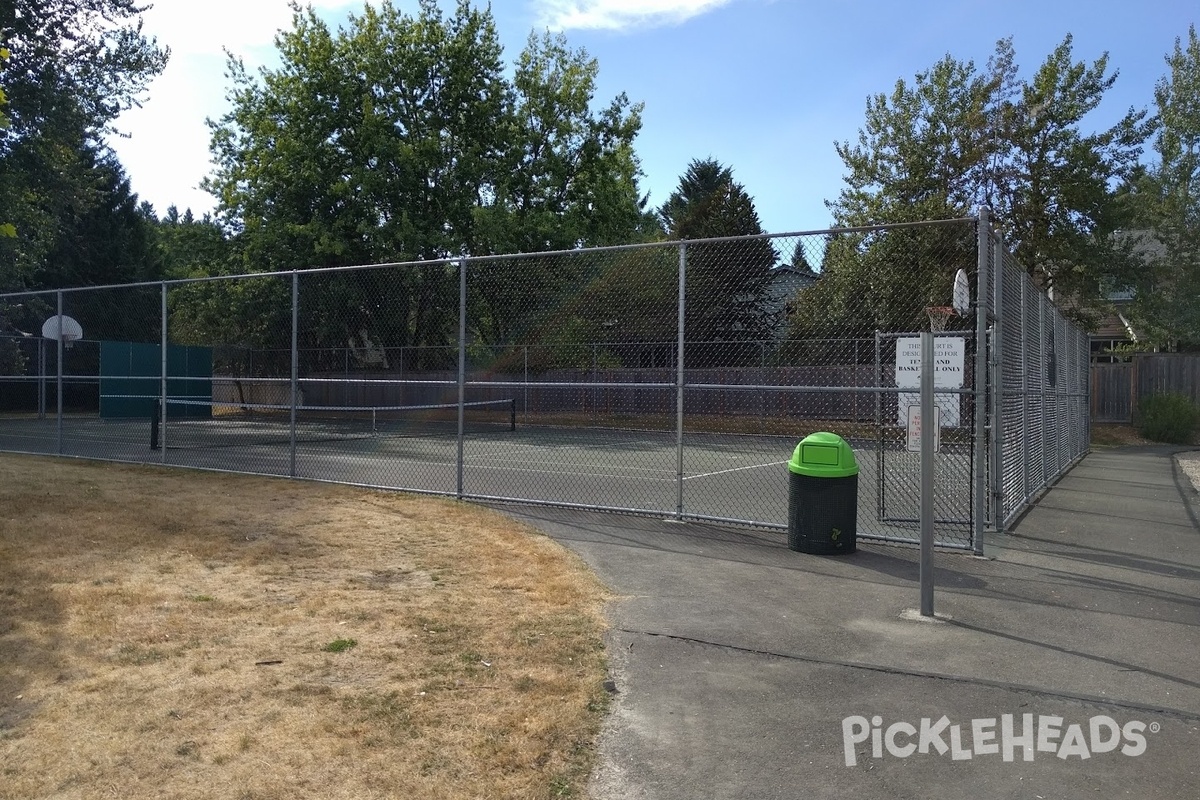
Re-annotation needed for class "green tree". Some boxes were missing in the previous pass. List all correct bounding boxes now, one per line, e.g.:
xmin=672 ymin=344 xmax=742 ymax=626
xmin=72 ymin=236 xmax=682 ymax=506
xmin=474 ymin=31 xmax=652 ymax=254
xmin=823 ymin=36 xmax=1150 ymax=326
xmin=1127 ymin=26 xmax=1200 ymax=349
xmin=0 ymin=0 xmax=168 ymax=290
xmin=660 ymin=158 xmax=779 ymax=365
xmin=205 ymin=1 xmax=654 ymax=366
xmin=152 ymin=206 xmax=233 ymax=280
xmin=467 ymin=31 xmax=655 ymax=348
xmin=0 ymin=44 xmax=13 ymax=239
xmin=206 ymin=0 xmax=506 ymax=366
xmin=789 ymin=224 xmax=976 ymax=341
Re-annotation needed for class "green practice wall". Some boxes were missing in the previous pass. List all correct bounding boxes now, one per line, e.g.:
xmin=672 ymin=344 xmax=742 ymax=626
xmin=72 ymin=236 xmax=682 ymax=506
xmin=99 ymin=341 xmax=212 ymax=418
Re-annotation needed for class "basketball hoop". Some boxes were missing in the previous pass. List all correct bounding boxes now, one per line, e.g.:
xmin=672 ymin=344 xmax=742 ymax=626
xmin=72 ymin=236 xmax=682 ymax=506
xmin=41 ymin=315 xmax=84 ymax=348
xmin=924 ymin=306 xmax=957 ymax=333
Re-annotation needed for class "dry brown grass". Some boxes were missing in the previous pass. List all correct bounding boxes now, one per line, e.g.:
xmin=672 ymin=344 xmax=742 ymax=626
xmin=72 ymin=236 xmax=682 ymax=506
xmin=0 ymin=454 xmax=610 ymax=800
xmin=1090 ymin=423 xmax=1152 ymax=448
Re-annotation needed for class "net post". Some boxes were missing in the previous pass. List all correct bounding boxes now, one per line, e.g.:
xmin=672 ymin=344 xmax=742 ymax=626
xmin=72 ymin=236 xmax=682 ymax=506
xmin=150 ymin=398 xmax=160 ymax=451
xmin=510 ymin=398 xmax=517 ymax=432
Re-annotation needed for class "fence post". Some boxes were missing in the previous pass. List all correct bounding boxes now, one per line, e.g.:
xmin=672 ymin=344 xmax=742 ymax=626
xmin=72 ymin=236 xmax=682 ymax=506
xmin=290 ymin=271 xmax=298 ymax=478
xmin=56 ymin=290 xmax=63 ymax=455
xmin=989 ymin=231 xmax=1004 ymax=535
xmin=676 ymin=242 xmax=687 ymax=521
xmin=973 ymin=209 xmax=990 ymax=553
xmin=874 ymin=330 xmax=884 ymax=525
xmin=1040 ymin=292 xmax=1049 ymax=491
xmin=457 ymin=258 xmax=467 ymax=500
xmin=161 ymin=282 xmax=169 ymax=463
xmin=1021 ymin=275 xmax=1030 ymax=502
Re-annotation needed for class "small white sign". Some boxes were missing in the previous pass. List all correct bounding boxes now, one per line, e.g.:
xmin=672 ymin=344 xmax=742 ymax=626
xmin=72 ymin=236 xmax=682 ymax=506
xmin=906 ymin=404 xmax=941 ymax=453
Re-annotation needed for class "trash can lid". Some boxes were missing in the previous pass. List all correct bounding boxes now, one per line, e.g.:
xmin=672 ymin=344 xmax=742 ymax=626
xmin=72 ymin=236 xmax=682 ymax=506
xmin=788 ymin=432 xmax=859 ymax=477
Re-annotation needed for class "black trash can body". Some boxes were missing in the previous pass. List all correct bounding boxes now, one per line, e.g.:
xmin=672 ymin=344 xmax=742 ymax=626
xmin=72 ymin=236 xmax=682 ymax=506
xmin=787 ymin=432 xmax=858 ymax=555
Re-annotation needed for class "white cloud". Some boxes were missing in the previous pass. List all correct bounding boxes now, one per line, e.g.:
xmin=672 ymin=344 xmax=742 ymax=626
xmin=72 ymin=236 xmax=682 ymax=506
xmin=531 ymin=0 xmax=736 ymax=31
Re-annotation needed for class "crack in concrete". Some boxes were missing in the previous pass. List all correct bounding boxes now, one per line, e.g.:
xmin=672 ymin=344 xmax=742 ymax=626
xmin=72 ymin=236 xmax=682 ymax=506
xmin=619 ymin=627 xmax=1200 ymax=723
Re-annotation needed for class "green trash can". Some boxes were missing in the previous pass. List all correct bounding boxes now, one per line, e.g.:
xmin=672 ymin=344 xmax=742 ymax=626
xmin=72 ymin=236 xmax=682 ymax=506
xmin=787 ymin=432 xmax=859 ymax=555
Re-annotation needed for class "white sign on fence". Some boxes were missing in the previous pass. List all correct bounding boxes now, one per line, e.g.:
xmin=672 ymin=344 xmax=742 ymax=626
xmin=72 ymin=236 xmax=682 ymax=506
xmin=895 ymin=336 xmax=964 ymax=426
xmin=905 ymin=404 xmax=941 ymax=453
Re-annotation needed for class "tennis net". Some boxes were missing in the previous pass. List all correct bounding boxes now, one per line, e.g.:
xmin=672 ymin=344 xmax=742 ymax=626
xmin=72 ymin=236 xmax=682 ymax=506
xmin=156 ymin=398 xmax=516 ymax=449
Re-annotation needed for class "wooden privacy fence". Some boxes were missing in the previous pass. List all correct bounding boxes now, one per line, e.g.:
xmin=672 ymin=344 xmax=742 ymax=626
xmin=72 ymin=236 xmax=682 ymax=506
xmin=1091 ymin=354 xmax=1200 ymax=423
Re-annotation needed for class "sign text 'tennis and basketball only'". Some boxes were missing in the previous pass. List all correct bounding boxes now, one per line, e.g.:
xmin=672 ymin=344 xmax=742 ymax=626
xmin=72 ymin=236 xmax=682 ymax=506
xmin=894 ymin=336 xmax=965 ymax=427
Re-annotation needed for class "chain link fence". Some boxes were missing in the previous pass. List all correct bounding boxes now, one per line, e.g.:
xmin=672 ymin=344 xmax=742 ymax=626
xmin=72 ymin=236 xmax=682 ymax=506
xmin=991 ymin=229 xmax=1091 ymax=529
xmin=0 ymin=215 xmax=1090 ymax=548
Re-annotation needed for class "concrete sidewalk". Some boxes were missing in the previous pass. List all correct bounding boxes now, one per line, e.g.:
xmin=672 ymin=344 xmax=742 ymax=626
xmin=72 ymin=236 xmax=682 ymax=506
xmin=495 ymin=445 xmax=1200 ymax=799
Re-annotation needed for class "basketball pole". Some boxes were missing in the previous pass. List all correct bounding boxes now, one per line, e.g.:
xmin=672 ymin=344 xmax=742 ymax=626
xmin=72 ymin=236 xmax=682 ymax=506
xmin=38 ymin=338 xmax=45 ymax=420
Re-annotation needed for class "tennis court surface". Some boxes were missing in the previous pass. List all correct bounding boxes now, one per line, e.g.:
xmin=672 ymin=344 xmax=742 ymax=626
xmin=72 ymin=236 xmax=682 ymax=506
xmin=0 ymin=412 xmax=975 ymax=546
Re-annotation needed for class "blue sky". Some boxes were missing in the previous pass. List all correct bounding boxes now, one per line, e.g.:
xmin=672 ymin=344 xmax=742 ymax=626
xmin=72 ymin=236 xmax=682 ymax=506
xmin=110 ymin=0 xmax=1196 ymax=236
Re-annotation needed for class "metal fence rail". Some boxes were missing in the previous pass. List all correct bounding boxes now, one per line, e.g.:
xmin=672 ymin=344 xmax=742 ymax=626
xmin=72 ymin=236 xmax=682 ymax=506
xmin=0 ymin=215 xmax=1091 ymax=548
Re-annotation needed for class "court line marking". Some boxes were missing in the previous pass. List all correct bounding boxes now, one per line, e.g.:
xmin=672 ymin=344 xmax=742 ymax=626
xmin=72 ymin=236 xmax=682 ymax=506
xmin=683 ymin=460 xmax=788 ymax=481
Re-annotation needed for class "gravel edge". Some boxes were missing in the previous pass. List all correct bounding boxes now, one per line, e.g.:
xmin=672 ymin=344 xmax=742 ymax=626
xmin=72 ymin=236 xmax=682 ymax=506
xmin=1177 ymin=450 xmax=1200 ymax=494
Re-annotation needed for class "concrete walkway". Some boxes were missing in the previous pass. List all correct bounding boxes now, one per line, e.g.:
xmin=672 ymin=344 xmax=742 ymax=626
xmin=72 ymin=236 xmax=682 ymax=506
xmin=496 ymin=445 xmax=1200 ymax=799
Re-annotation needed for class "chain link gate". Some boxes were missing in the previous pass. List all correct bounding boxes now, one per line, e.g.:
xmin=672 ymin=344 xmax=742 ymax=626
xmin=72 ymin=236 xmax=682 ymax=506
xmin=0 ymin=214 xmax=1092 ymax=548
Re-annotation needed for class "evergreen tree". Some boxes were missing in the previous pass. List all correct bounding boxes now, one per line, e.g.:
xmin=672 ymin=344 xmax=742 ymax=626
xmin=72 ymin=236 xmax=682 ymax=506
xmin=821 ymin=36 xmax=1150 ymax=326
xmin=1127 ymin=26 xmax=1200 ymax=349
xmin=0 ymin=0 xmax=167 ymax=290
xmin=660 ymin=158 xmax=779 ymax=365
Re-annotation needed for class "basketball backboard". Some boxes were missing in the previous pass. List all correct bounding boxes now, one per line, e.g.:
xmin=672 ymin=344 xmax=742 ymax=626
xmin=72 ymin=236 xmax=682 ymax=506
xmin=952 ymin=269 xmax=970 ymax=317
xmin=41 ymin=315 xmax=83 ymax=343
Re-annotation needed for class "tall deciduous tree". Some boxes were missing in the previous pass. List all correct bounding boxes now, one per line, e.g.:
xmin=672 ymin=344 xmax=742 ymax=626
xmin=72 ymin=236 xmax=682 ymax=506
xmin=468 ymin=30 xmax=653 ymax=347
xmin=206 ymin=0 xmax=508 ymax=365
xmin=660 ymin=158 xmax=778 ymax=365
xmin=822 ymin=36 xmax=1150 ymax=325
xmin=204 ymin=0 xmax=653 ymax=364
